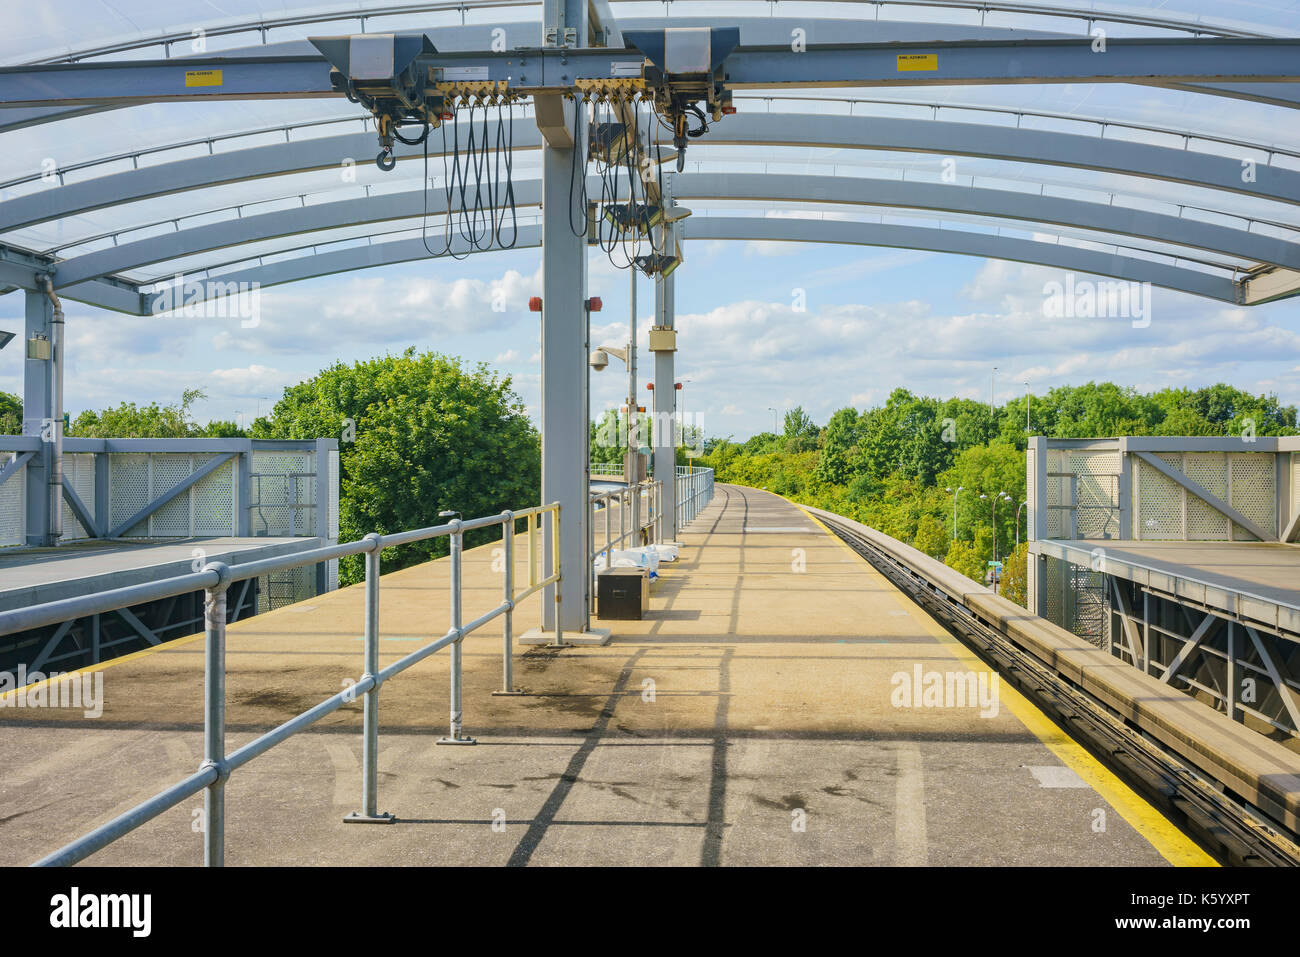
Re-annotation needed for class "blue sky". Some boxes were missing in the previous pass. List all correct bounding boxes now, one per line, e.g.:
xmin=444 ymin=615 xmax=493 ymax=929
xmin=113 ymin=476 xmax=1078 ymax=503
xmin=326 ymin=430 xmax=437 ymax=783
xmin=1 ymin=0 xmax=1298 ymax=439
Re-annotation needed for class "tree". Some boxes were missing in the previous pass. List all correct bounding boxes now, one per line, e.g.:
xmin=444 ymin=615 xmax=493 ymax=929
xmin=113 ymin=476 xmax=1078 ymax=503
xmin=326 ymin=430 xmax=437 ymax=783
xmin=254 ymin=350 xmax=539 ymax=584
xmin=913 ymin=514 xmax=949 ymax=561
xmin=814 ymin=406 xmax=861 ymax=485
xmin=1000 ymin=543 xmax=1029 ymax=607
xmin=0 ymin=392 xmax=21 ymax=434
xmin=70 ymin=388 xmax=210 ymax=438
xmin=782 ymin=405 xmax=819 ymax=453
xmin=944 ymin=540 xmax=986 ymax=582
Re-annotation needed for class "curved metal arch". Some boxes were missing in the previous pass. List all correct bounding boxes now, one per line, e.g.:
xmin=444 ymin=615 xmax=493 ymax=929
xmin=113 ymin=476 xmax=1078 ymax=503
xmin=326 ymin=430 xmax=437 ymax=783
xmin=24 ymin=0 xmax=1274 ymax=67
xmin=11 ymin=14 xmax=1300 ymax=140
xmin=11 ymin=110 xmax=1300 ymax=242
xmin=136 ymin=214 xmax=1237 ymax=316
xmin=55 ymin=170 xmax=1296 ymax=286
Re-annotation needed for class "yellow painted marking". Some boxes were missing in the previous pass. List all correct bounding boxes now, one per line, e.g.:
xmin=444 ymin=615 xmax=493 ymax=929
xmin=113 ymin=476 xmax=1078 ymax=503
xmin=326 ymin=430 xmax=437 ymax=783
xmin=184 ymin=69 xmax=223 ymax=88
xmin=896 ymin=53 xmax=938 ymax=72
xmin=792 ymin=500 xmax=1216 ymax=867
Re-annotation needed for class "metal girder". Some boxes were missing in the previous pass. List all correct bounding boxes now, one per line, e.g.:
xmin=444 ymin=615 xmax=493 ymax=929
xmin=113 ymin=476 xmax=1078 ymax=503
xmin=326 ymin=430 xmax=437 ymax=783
xmin=1133 ymin=451 xmax=1275 ymax=542
xmin=105 ymin=451 xmax=237 ymax=538
xmin=0 ymin=452 xmax=34 ymax=488
xmin=137 ymin=212 xmax=1239 ymax=315
xmin=1244 ymin=626 xmax=1300 ymax=734
xmin=683 ymin=217 xmax=1240 ymax=301
xmin=61 ymin=476 xmax=103 ymax=538
xmin=141 ymin=228 xmax=542 ymax=310
xmin=60 ymin=169 xmax=1288 ymax=288
xmin=0 ymin=37 xmax=1296 ymax=109
xmin=1160 ymin=611 xmax=1218 ymax=684
xmin=13 ymin=110 xmax=1300 ymax=242
xmin=0 ymin=246 xmax=143 ymax=313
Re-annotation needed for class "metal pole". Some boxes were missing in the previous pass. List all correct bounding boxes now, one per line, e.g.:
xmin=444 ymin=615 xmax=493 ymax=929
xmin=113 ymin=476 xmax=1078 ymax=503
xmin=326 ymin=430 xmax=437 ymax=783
xmin=439 ymin=521 xmax=475 ymax=744
xmin=495 ymin=512 xmax=523 ymax=695
xmin=201 ymin=562 xmax=230 ymax=866
xmin=345 ymin=534 xmax=394 ymax=821
xmin=551 ymin=505 xmax=566 ymax=646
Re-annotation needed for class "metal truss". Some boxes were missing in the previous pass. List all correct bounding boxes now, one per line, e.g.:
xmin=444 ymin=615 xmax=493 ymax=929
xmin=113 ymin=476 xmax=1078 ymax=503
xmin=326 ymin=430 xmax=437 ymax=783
xmin=1107 ymin=575 xmax=1300 ymax=741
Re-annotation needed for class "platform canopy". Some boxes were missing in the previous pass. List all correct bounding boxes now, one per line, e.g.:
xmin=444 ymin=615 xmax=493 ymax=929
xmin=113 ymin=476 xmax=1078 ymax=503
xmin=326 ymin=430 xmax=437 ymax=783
xmin=1 ymin=0 xmax=1299 ymax=311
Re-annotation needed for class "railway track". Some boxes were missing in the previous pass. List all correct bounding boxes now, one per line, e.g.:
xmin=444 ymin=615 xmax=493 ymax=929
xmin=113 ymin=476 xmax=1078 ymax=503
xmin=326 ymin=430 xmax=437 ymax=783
xmin=816 ymin=509 xmax=1300 ymax=868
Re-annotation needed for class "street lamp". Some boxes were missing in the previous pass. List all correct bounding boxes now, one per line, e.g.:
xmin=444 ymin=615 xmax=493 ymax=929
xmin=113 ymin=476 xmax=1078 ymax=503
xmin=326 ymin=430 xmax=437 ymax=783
xmin=768 ymin=406 xmax=778 ymax=436
xmin=980 ymin=491 xmax=1013 ymax=563
xmin=1015 ymin=499 xmax=1028 ymax=550
xmin=945 ymin=486 xmax=964 ymax=539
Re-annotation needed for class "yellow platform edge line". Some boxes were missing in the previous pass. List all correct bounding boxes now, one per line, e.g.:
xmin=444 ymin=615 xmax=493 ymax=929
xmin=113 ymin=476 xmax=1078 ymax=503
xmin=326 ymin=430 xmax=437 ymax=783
xmin=786 ymin=496 xmax=1216 ymax=867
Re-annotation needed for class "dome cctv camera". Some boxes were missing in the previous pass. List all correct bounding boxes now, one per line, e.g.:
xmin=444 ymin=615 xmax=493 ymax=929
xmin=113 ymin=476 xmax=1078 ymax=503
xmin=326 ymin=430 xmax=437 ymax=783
xmin=589 ymin=349 xmax=609 ymax=371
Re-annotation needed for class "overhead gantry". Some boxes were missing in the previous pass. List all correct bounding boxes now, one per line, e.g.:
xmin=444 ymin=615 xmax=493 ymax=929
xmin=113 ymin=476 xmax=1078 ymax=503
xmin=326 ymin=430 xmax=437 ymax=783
xmin=2 ymin=0 xmax=1298 ymax=634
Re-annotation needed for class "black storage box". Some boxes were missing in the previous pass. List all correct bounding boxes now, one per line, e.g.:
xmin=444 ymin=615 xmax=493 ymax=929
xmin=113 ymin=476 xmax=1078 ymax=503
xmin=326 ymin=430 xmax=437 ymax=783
xmin=597 ymin=567 xmax=649 ymax=620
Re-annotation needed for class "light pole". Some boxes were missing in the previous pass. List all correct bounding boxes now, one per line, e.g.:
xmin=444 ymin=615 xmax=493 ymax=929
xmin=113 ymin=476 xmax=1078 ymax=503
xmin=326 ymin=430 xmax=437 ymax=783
xmin=945 ymin=486 xmax=963 ymax=539
xmin=981 ymin=491 xmax=1013 ymax=563
xmin=1024 ymin=381 xmax=1031 ymax=434
xmin=768 ymin=406 xmax=779 ymax=436
xmin=1015 ymin=499 xmax=1028 ymax=550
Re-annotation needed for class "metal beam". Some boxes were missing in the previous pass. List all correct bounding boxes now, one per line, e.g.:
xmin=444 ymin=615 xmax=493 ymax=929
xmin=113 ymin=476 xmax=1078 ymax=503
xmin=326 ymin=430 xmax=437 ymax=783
xmin=14 ymin=110 xmax=1300 ymax=241
xmin=0 ymin=451 xmax=34 ymax=488
xmin=58 ymin=170 xmax=1297 ymax=286
xmin=137 ymin=213 xmax=1240 ymax=312
xmin=1159 ymin=611 xmax=1218 ymax=684
xmin=2 ymin=38 xmax=1297 ymax=110
xmin=1133 ymin=451 xmax=1274 ymax=542
xmin=61 ymin=476 xmax=103 ymax=538
xmin=1245 ymin=626 xmax=1300 ymax=734
xmin=683 ymin=217 xmax=1240 ymax=302
xmin=106 ymin=452 xmax=236 ymax=538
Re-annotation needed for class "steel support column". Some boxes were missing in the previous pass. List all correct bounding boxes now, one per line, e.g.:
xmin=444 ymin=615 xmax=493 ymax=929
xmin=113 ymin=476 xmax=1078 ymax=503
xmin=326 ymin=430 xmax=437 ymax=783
xmin=22 ymin=288 xmax=55 ymax=545
xmin=652 ymin=211 xmax=678 ymax=542
xmin=539 ymin=0 xmax=591 ymax=637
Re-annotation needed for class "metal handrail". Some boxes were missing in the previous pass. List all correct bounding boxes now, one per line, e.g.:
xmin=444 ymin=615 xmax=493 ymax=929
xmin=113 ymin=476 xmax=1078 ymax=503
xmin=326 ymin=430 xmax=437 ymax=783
xmin=6 ymin=501 xmax=562 ymax=867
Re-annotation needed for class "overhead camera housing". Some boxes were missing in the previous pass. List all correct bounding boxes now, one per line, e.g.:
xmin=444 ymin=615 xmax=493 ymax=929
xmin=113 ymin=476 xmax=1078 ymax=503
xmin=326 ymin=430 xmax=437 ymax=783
xmin=589 ymin=349 xmax=610 ymax=371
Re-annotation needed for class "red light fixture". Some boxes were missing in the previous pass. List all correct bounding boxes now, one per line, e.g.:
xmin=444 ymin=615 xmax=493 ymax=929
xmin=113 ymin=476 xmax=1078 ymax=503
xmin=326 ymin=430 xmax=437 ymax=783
xmin=674 ymin=382 xmax=683 ymax=390
xmin=528 ymin=296 xmax=542 ymax=312
xmin=586 ymin=297 xmax=602 ymax=312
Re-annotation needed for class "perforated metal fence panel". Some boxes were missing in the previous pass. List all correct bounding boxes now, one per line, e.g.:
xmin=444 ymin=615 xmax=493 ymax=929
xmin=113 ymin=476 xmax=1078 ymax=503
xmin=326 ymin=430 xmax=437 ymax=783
xmin=0 ymin=452 xmax=24 ymax=546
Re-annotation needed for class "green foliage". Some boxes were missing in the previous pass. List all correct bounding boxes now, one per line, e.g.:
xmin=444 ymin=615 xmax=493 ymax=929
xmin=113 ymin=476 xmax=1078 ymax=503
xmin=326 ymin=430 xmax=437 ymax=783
xmin=69 ymin=388 xmax=241 ymax=438
xmin=944 ymin=540 xmax=986 ymax=582
xmin=254 ymin=350 xmax=538 ymax=584
xmin=1000 ymin=543 xmax=1029 ymax=607
xmin=912 ymin=514 xmax=950 ymax=561
xmin=0 ymin=392 xmax=21 ymax=434
xmin=700 ymin=381 xmax=1291 ymax=611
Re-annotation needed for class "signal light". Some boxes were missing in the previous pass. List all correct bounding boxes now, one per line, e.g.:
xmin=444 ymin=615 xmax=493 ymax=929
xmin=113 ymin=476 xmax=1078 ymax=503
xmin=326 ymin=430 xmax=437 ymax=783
xmin=587 ymin=297 xmax=602 ymax=312
xmin=528 ymin=296 xmax=542 ymax=312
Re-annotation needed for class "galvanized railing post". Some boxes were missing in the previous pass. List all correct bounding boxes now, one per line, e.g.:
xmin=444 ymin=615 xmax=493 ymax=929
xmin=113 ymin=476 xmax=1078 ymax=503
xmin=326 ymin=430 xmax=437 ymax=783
xmin=550 ymin=505 xmax=567 ymax=647
xmin=438 ymin=520 xmax=475 ymax=744
xmin=494 ymin=512 xmax=523 ymax=696
xmin=201 ymin=562 xmax=231 ymax=867
xmin=345 ymin=533 xmax=394 ymax=822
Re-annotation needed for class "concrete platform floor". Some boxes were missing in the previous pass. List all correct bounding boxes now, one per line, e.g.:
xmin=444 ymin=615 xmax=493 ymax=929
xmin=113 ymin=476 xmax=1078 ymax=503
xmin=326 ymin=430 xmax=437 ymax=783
xmin=0 ymin=485 xmax=1214 ymax=866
